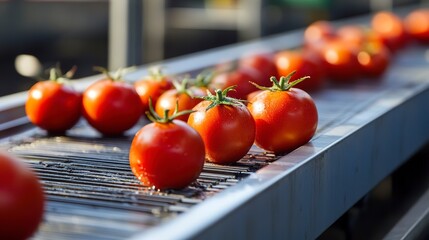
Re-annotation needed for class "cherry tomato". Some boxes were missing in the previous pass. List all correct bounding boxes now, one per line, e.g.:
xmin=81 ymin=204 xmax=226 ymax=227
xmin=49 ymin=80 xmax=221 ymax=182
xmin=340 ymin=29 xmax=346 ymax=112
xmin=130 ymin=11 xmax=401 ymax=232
xmin=357 ymin=41 xmax=391 ymax=77
xmin=82 ymin=68 xmax=143 ymax=136
xmin=247 ymin=74 xmax=318 ymax=154
xmin=404 ymin=9 xmax=429 ymax=43
xmin=238 ymin=52 xmax=278 ymax=86
xmin=26 ymin=67 xmax=81 ymax=133
xmin=188 ymin=87 xmax=255 ymax=164
xmin=0 ymin=151 xmax=45 ymax=240
xmin=210 ymin=67 xmax=261 ymax=100
xmin=371 ymin=11 xmax=408 ymax=52
xmin=155 ymin=80 xmax=205 ymax=122
xmin=134 ymin=68 xmax=173 ymax=114
xmin=319 ymin=39 xmax=361 ymax=81
xmin=130 ymin=108 xmax=205 ymax=190
xmin=274 ymin=50 xmax=325 ymax=92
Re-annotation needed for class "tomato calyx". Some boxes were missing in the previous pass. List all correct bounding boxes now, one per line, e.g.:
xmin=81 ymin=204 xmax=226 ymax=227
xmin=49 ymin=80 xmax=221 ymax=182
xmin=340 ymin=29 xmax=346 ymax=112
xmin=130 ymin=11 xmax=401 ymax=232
xmin=193 ymin=71 xmax=214 ymax=88
xmin=172 ymin=78 xmax=197 ymax=98
xmin=44 ymin=65 xmax=77 ymax=84
xmin=146 ymin=98 xmax=194 ymax=123
xmin=251 ymin=71 xmax=310 ymax=92
xmin=94 ymin=66 xmax=136 ymax=82
xmin=201 ymin=86 xmax=245 ymax=111
xmin=146 ymin=66 xmax=170 ymax=82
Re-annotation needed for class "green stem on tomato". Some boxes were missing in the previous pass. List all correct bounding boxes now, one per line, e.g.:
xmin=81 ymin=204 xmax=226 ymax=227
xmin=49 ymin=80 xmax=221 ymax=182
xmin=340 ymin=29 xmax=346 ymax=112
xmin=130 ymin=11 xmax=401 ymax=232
xmin=200 ymin=85 xmax=245 ymax=111
xmin=250 ymin=70 xmax=310 ymax=92
xmin=145 ymin=98 xmax=195 ymax=124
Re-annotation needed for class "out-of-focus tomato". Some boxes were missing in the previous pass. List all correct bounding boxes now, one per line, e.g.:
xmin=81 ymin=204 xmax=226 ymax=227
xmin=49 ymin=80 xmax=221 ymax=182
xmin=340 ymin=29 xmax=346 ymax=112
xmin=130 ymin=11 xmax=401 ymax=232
xmin=130 ymin=106 xmax=205 ymax=190
xmin=0 ymin=151 xmax=45 ymax=240
xmin=357 ymin=41 xmax=391 ymax=77
xmin=134 ymin=68 xmax=173 ymax=114
xmin=274 ymin=50 xmax=325 ymax=91
xmin=320 ymin=39 xmax=361 ymax=81
xmin=26 ymin=67 xmax=81 ymax=133
xmin=248 ymin=73 xmax=318 ymax=154
xmin=82 ymin=68 xmax=143 ymax=136
xmin=304 ymin=20 xmax=336 ymax=46
xmin=155 ymin=80 xmax=205 ymax=122
xmin=188 ymin=87 xmax=255 ymax=164
xmin=404 ymin=8 xmax=429 ymax=43
xmin=371 ymin=11 xmax=408 ymax=51
xmin=210 ymin=67 xmax=261 ymax=100
xmin=238 ymin=52 xmax=278 ymax=86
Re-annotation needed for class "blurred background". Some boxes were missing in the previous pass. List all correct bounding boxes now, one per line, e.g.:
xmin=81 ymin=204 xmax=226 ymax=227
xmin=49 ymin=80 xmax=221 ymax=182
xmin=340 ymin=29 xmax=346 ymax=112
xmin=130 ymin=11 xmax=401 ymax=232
xmin=0 ymin=0 xmax=421 ymax=97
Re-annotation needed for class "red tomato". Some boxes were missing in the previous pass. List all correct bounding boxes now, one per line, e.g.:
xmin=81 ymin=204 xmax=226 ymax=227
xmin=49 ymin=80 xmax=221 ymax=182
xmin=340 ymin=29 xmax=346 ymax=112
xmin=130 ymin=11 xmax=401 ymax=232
xmin=304 ymin=20 xmax=336 ymax=46
xmin=319 ymin=39 xmax=361 ymax=81
xmin=130 ymin=118 xmax=205 ymax=190
xmin=0 ymin=151 xmax=45 ymax=240
xmin=357 ymin=41 xmax=391 ymax=77
xmin=82 ymin=77 xmax=143 ymax=136
xmin=188 ymin=88 xmax=255 ymax=164
xmin=404 ymin=9 xmax=429 ymax=43
xmin=274 ymin=50 xmax=325 ymax=92
xmin=26 ymin=69 xmax=81 ymax=133
xmin=155 ymin=81 xmax=205 ymax=122
xmin=371 ymin=11 xmax=408 ymax=51
xmin=210 ymin=67 xmax=261 ymax=100
xmin=134 ymin=70 xmax=173 ymax=114
xmin=238 ymin=52 xmax=278 ymax=86
xmin=247 ymin=74 xmax=318 ymax=154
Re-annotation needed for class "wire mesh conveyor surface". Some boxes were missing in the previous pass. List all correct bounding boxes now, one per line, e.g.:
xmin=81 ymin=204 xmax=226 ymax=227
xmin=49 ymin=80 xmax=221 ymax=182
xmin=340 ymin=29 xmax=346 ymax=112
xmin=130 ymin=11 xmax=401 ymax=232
xmin=2 ymin=125 xmax=275 ymax=239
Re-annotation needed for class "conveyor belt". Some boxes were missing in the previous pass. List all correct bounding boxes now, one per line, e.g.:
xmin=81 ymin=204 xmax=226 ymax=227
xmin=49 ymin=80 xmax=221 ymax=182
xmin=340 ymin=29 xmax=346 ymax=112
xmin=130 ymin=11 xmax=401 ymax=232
xmin=0 ymin=6 xmax=429 ymax=239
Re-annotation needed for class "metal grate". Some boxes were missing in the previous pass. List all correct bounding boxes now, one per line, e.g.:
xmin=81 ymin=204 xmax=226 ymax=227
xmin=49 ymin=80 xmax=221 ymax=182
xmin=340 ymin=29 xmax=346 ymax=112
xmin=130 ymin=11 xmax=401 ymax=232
xmin=3 ymin=124 xmax=277 ymax=240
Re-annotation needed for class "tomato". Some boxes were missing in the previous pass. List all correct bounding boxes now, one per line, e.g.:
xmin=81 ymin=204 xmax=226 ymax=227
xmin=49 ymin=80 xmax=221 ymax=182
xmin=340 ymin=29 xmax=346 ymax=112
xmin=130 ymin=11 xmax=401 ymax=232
xmin=0 ymin=151 xmax=45 ymax=240
xmin=319 ymin=39 xmax=361 ymax=81
xmin=26 ymin=67 xmax=81 ymax=133
xmin=304 ymin=20 xmax=336 ymax=46
xmin=155 ymin=80 xmax=205 ymax=121
xmin=188 ymin=87 xmax=255 ymax=164
xmin=371 ymin=11 xmax=408 ymax=52
xmin=210 ymin=67 xmax=261 ymax=100
xmin=274 ymin=50 xmax=325 ymax=92
xmin=134 ymin=68 xmax=173 ymax=114
xmin=130 ymin=108 xmax=205 ymax=190
xmin=238 ymin=52 xmax=278 ymax=86
xmin=247 ymin=73 xmax=318 ymax=154
xmin=82 ymin=68 xmax=143 ymax=136
xmin=404 ymin=9 xmax=429 ymax=43
xmin=357 ymin=41 xmax=391 ymax=77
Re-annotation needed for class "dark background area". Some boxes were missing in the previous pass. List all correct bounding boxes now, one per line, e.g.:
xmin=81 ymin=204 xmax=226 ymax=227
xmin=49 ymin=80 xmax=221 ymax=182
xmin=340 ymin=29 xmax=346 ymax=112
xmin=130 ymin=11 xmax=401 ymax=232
xmin=0 ymin=0 xmax=419 ymax=97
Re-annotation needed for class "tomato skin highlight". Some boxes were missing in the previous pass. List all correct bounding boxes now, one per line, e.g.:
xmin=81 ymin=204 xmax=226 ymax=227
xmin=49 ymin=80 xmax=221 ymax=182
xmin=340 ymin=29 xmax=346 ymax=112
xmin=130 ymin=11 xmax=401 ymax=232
xmin=239 ymin=52 xmax=279 ymax=86
xmin=26 ymin=81 xmax=82 ymax=133
xmin=404 ymin=9 xmax=429 ymax=43
xmin=371 ymin=11 xmax=408 ymax=52
xmin=129 ymin=120 xmax=205 ymax=190
xmin=155 ymin=87 xmax=205 ymax=122
xmin=357 ymin=42 xmax=391 ymax=77
xmin=210 ymin=67 xmax=261 ymax=100
xmin=134 ymin=77 xmax=173 ymax=113
xmin=275 ymin=50 xmax=325 ymax=92
xmin=0 ymin=151 xmax=45 ymax=240
xmin=82 ymin=79 xmax=143 ymax=136
xmin=188 ymin=101 xmax=255 ymax=164
xmin=248 ymin=88 xmax=318 ymax=154
xmin=320 ymin=39 xmax=361 ymax=81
